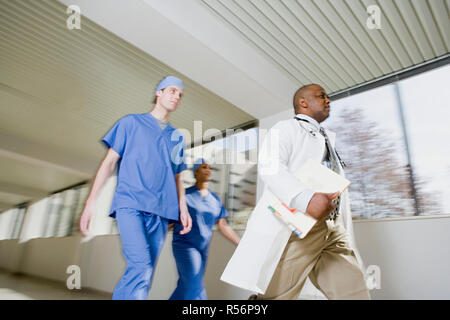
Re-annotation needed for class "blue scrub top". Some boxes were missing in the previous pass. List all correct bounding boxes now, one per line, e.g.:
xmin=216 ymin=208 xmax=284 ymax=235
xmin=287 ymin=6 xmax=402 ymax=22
xmin=173 ymin=186 xmax=228 ymax=249
xmin=102 ymin=113 xmax=187 ymax=220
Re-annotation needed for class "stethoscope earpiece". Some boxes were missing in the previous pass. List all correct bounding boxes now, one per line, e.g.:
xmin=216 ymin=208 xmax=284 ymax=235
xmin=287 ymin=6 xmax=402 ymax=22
xmin=295 ymin=116 xmax=347 ymax=168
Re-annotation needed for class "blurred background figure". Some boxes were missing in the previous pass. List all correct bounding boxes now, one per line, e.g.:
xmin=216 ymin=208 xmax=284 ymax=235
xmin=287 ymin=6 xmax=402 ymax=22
xmin=169 ymin=159 xmax=240 ymax=300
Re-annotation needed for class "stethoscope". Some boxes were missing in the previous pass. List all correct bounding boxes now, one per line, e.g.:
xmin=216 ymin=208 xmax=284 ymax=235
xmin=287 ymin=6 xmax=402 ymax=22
xmin=295 ymin=117 xmax=317 ymax=137
xmin=294 ymin=116 xmax=347 ymax=168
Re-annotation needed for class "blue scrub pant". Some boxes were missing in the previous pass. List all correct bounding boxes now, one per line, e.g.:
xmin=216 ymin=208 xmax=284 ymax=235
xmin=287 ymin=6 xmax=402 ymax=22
xmin=169 ymin=243 xmax=208 ymax=300
xmin=112 ymin=209 xmax=169 ymax=300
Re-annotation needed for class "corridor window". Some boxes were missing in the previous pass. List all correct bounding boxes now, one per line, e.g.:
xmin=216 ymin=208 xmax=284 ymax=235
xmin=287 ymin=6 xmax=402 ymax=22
xmin=398 ymin=65 xmax=450 ymax=216
xmin=184 ymin=127 xmax=258 ymax=229
xmin=0 ymin=208 xmax=25 ymax=240
xmin=324 ymin=85 xmax=415 ymax=219
xmin=19 ymin=198 xmax=49 ymax=242
xmin=324 ymin=64 xmax=450 ymax=219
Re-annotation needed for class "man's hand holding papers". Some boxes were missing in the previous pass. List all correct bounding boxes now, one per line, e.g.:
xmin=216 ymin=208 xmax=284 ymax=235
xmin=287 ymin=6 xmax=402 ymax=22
xmin=306 ymin=191 xmax=340 ymax=222
xmin=267 ymin=159 xmax=350 ymax=238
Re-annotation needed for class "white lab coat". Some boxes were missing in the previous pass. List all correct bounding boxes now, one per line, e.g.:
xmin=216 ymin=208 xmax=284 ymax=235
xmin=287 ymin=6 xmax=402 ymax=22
xmin=221 ymin=118 xmax=364 ymax=294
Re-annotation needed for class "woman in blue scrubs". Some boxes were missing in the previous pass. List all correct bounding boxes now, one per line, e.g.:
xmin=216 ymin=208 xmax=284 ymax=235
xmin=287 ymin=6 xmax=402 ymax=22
xmin=170 ymin=159 xmax=240 ymax=300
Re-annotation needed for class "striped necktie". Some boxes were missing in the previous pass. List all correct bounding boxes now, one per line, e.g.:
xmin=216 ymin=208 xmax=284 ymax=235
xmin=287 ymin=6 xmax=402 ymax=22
xmin=318 ymin=127 xmax=341 ymax=221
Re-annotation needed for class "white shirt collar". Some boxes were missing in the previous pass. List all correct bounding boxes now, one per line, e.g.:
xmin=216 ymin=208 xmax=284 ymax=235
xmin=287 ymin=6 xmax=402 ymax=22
xmin=294 ymin=114 xmax=320 ymax=131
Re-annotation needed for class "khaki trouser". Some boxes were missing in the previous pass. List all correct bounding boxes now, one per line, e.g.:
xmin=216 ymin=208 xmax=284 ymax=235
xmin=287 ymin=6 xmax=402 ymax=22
xmin=257 ymin=220 xmax=370 ymax=300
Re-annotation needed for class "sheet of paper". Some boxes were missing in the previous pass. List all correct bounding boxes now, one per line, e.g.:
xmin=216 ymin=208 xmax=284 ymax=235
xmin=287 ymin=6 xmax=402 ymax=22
xmin=294 ymin=159 xmax=350 ymax=194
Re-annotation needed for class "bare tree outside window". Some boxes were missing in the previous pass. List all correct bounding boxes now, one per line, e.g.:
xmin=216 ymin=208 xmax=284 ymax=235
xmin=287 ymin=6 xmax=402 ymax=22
xmin=328 ymin=107 xmax=441 ymax=219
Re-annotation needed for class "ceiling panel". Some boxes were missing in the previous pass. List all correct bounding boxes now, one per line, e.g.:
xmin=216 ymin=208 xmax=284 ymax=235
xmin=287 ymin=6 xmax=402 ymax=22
xmin=0 ymin=0 xmax=254 ymax=131
xmin=200 ymin=0 xmax=449 ymax=94
xmin=411 ymin=0 xmax=447 ymax=56
xmin=0 ymin=156 xmax=83 ymax=193
xmin=0 ymin=191 xmax=30 ymax=206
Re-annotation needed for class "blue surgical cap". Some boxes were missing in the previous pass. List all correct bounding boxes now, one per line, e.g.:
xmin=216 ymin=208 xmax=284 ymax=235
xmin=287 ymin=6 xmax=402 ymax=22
xmin=192 ymin=158 xmax=208 ymax=175
xmin=155 ymin=76 xmax=183 ymax=93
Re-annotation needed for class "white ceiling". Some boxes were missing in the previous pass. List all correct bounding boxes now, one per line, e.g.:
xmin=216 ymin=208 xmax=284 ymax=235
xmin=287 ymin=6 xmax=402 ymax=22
xmin=0 ymin=0 xmax=255 ymax=210
xmin=1 ymin=0 xmax=449 ymax=210
xmin=199 ymin=0 xmax=449 ymax=91
xmin=84 ymin=0 xmax=449 ymax=116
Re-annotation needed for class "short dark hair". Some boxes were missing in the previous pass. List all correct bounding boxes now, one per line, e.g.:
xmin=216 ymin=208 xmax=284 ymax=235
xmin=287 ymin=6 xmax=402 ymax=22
xmin=293 ymin=84 xmax=320 ymax=114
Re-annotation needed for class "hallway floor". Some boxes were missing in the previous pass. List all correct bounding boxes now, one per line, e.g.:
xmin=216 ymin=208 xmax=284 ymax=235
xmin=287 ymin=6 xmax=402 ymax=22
xmin=0 ymin=270 xmax=110 ymax=300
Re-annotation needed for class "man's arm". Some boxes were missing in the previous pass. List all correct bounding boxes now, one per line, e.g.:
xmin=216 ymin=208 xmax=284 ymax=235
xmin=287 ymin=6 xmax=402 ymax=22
xmin=259 ymin=122 xmax=337 ymax=221
xmin=79 ymin=148 xmax=120 ymax=236
xmin=258 ymin=122 xmax=311 ymax=205
xmin=175 ymin=173 xmax=192 ymax=234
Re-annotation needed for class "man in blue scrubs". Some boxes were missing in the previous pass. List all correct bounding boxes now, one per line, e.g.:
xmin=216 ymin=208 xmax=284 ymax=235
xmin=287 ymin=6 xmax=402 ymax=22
xmin=170 ymin=159 xmax=240 ymax=300
xmin=79 ymin=76 xmax=192 ymax=300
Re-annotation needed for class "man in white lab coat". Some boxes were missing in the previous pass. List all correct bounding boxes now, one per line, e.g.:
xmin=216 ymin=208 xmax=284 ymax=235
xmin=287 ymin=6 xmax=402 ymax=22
xmin=221 ymin=84 xmax=370 ymax=300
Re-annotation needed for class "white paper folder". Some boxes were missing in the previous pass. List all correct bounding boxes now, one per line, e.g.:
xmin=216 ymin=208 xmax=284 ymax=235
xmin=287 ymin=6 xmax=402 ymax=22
xmin=268 ymin=159 xmax=350 ymax=238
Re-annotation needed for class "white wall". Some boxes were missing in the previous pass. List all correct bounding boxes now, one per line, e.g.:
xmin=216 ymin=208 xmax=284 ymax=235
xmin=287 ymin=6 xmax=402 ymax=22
xmin=0 ymin=239 xmax=24 ymax=272
xmin=18 ymin=236 xmax=81 ymax=282
xmin=354 ymin=216 xmax=450 ymax=300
